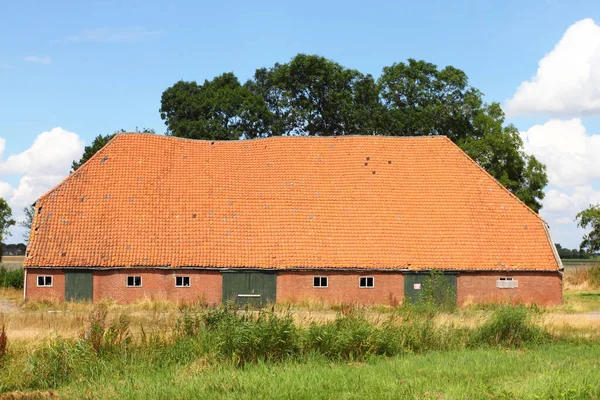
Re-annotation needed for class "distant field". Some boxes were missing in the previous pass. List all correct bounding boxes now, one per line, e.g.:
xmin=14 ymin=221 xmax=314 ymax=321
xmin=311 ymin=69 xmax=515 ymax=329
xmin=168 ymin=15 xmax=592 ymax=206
xmin=1 ymin=255 xmax=25 ymax=271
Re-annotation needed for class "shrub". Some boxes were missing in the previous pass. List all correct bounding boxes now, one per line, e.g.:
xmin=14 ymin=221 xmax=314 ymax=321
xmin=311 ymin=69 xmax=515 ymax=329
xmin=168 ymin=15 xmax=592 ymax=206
xmin=0 ymin=267 xmax=23 ymax=289
xmin=82 ymin=305 xmax=132 ymax=354
xmin=24 ymin=337 xmax=91 ymax=389
xmin=201 ymin=307 xmax=301 ymax=365
xmin=175 ymin=309 xmax=203 ymax=337
xmin=401 ymin=270 xmax=457 ymax=315
xmin=306 ymin=312 xmax=381 ymax=360
xmin=472 ymin=305 xmax=549 ymax=347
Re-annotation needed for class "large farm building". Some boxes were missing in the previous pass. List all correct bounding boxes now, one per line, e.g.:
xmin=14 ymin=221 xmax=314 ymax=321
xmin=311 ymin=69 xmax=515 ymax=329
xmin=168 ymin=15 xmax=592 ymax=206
xmin=24 ymin=134 xmax=562 ymax=305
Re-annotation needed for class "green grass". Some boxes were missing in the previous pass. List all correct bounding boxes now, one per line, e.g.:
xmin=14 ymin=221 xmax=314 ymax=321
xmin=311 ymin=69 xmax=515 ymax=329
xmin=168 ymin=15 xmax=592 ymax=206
xmin=1 ymin=304 xmax=599 ymax=398
xmin=45 ymin=344 xmax=600 ymax=399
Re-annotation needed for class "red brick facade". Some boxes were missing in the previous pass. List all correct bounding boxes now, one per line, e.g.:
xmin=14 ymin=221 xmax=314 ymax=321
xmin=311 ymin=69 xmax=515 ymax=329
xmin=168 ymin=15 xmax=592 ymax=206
xmin=92 ymin=269 xmax=221 ymax=304
xmin=24 ymin=268 xmax=562 ymax=306
xmin=277 ymin=271 xmax=404 ymax=305
xmin=25 ymin=268 xmax=65 ymax=302
xmin=457 ymin=272 xmax=562 ymax=306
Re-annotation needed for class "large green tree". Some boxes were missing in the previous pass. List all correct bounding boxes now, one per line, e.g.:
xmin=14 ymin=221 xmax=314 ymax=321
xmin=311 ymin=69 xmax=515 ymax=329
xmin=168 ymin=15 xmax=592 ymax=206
xmin=160 ymin=73 xmax=270 ymax=140
xmin=0 ymin=198 xmax=15 ymax=258
xmin=159 ymin=54 xmax=548 ymax=212
xmin=576 ymin=204 xmax=600 ymax=255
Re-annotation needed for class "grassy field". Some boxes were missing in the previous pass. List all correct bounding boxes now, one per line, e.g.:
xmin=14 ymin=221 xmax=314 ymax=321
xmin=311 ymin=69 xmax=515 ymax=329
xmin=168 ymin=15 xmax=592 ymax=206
xmin=0 ymin=269 xmax=599 ymax=399
xmin=22 ymin=344 xmax=598 ymax=399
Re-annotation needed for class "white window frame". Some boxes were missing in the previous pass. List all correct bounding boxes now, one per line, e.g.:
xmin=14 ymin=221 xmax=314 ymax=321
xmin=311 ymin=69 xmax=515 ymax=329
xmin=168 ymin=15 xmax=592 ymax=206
xmin=313 ymin=276 xmax=328 ymax=288
xmin=37 ymin=275 xmax=53 ymax=287
xmin=175 ymin=276 xmax=191 ymax=288
xmin=359 ymin=276 xmax=374 ymax=288
xmin=496 ymin=277 xmax=518 ymax=289
xmin=126 ymin=276 xmax=142 ymax=287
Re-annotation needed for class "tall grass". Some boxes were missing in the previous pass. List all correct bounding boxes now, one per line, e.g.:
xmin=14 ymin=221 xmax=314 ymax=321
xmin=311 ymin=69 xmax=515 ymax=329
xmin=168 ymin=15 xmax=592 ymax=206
xmin=565 ymin=264 xmax=600 ymax=289
xmin=0 ymin=302 xmax=579 ymax=394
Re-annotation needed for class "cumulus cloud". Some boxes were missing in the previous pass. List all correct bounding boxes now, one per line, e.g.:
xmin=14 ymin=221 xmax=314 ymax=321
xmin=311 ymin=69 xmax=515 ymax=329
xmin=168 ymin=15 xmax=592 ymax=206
xmin=24 ymin=56 xmax=52 ymax=64
xmin=65 ymin=27 xmax=165 ymax=43
xmin=520 ymin=118 xmax=600 ymax=188
xmin=0 ymin=127 xmax=84 ymax=240
xmin=505 ymin=18 xmax=600 ymax=116
xmin=540 ymin=185 xmax=600 ymax=248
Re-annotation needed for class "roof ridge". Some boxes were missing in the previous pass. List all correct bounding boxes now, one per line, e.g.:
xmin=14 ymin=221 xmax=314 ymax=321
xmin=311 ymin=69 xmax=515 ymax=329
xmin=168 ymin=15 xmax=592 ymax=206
xmin=440 ymin=136 xmax=548 ymax=225
xmin=117 ymin=133 xmax=449 ymax=144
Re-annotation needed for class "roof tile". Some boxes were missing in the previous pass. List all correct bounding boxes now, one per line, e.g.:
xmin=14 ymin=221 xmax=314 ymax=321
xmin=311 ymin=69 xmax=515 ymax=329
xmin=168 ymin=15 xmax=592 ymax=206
xmin=25 ymin=134 xmax=559 ymax=271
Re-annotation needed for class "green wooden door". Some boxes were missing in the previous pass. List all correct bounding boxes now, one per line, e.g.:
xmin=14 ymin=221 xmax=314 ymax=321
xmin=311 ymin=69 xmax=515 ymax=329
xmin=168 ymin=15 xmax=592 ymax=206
xmin=65 ymin=270 xmax=93 ymax=302
xmin=404 ymin=273 xmax=457 ymax=305
xmin=222 ymin=272 xmax=276 ymax=307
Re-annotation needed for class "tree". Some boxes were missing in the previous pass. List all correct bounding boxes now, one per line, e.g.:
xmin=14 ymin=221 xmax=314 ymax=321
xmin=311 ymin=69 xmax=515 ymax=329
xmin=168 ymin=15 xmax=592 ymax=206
xmin=20 ymin=204 xmax=34 ymax=243
xmin=576 ymin=204 xmax=600 ymax=255
xmin=159 ymin=54 xmax=548 ymax=212
xmin=379 ymin=59 xmax=481 ymax=140
xmin=246 ymin=54 xmax=385 ymax=136
xmin=71 ymin=128 xmax=155 ymax=171
xmin=0 ymin=198 xmax=15 ymax=258
xmin=160 ymin=74 xmax=270 ymax=140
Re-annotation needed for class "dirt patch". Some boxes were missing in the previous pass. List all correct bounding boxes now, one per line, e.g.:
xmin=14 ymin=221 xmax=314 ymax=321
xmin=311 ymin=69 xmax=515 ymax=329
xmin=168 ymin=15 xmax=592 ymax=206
xmin=0 ymin=300 xmax=20 ymax=314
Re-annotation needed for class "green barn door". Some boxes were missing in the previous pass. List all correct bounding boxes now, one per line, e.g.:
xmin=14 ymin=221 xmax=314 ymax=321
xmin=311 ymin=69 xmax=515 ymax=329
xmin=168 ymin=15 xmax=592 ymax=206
xmin=65 ymin=270 xmax=93 ymax=302
xmin=404 ymin=273 xmax=457 ymax=305
xmin=222 ymin=272 xmax=276 ymax=307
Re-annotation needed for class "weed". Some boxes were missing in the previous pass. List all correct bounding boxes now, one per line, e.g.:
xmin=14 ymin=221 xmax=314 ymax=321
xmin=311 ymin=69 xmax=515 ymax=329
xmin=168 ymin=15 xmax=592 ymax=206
xmin=0 ymin=324 xmax=6 ymax=367
xmin=472 ymin=305 xmax=549 ymax=347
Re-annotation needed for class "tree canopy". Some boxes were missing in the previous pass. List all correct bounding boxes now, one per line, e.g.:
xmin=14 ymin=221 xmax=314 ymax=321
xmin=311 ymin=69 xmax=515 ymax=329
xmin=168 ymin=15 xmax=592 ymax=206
xmin=0 ymin=198 xmax=15 ymax=258
xmin=576 ymin=204 xmax=600 ymax=255
xmin=20 ymin=204 xmax=34 ymax=243
xmin=160 ymin=54 xmax=548 ymax=212
xmin=554 ymin=243 xmax=591 ymax=260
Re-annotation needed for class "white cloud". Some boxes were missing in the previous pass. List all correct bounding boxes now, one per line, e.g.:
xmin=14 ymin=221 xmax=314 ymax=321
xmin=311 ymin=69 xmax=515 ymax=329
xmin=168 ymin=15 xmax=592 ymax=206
xmin=0 ymin=63 xmax=11 ymax=69
xmin=65 ymin=27 xmax=165 ymax=43
xmin=520 ymin=118 xmax=600 ymax=188
xmin=540 ymin=185 xmax=600 ymax=249
xmin=24 ymin=56 xmax=52 ymax=65
xmin=0 ymin=127 xmax=84 ymax=241
xmin=505 ymin=18 xmax=600 ymax=116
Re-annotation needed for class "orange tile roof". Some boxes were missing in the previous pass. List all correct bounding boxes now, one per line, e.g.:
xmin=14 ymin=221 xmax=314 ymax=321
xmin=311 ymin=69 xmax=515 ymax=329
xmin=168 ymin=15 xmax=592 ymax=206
xmin=25 ymin=134 xmax=560 ymax=271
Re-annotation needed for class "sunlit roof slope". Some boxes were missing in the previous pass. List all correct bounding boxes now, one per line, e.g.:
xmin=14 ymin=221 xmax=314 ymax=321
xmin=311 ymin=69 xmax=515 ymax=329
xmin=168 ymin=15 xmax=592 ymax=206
xmin=25 ymin=134 xmax=560 ymax=271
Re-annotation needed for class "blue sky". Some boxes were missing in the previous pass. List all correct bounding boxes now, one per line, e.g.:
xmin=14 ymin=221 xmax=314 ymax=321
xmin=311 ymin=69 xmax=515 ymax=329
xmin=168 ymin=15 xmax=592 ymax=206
xmin=1 ymin=0 xmax=599 ymax=247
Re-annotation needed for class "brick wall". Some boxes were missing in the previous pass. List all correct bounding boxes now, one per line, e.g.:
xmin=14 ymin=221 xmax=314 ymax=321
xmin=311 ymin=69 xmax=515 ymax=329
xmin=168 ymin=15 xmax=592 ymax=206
xmin=24 ymin=268 xmax=562 ymax=306
xmin=93 ymin=269 xmax=221 ymax=304
xmin=457 ymin=271 xmax=562 ymax=306
xmin=25 ymin=268 xmax=65 ymax=302
xmin=277 ymin=271 xmax=403 ymax=305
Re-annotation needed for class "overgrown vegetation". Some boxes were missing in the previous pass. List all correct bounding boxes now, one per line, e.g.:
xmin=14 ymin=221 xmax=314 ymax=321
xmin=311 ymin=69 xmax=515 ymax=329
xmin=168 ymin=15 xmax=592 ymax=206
xmin=0 ymin=300 xmax=579 ymax=396
xmin=565 ymin=264 xmax=600 ymax=289
xmin=0 ymin=267 xmax=23 ymax=289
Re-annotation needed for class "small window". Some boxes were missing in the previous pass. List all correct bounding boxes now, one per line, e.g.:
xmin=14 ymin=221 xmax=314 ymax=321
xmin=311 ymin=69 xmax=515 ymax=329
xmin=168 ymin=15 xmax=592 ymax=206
xmin=359 ymin=276 xmax=374 ymax=288
xmin=127 ymin=276 xmax=142 ymax=287
xmin=496 ymin=278 xmax=518 ymax=289
xmin=313 ymin=276 xmax=328 ymax=288
xmin=175 ymin=276 xmax=190 ymax=287
xmin=37 ymin=276 xmax=52 ymax=287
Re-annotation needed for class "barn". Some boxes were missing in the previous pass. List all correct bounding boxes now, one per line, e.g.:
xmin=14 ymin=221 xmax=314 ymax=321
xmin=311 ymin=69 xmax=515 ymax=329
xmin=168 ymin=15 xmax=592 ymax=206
xmin=24 ymin=134 xmax=563 ymax=306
